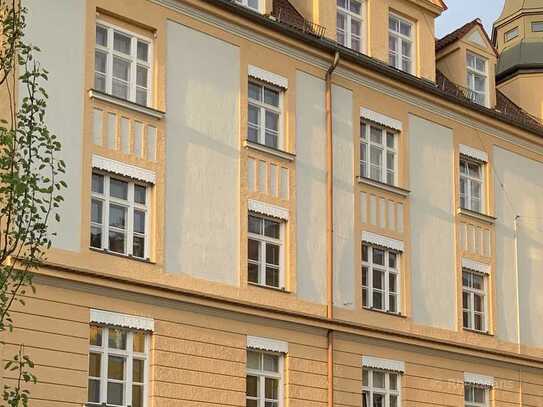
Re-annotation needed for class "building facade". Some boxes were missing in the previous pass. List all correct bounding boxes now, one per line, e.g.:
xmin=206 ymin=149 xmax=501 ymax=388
xmin=2 ymin=0 xmax=543 ymax=406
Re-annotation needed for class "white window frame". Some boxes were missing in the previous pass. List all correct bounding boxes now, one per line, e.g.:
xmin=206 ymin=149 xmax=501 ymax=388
xmin=337 ymin=0 xmax=364 ymax=52
xmin=235 ymin=0 xmax=261 ymax=12
xmin=360 ymin=122 xmax=399 ymax=186
xmin=363 ymin=368 xmax=401 ymax=407
xmin=88 ymin=325 xmax=150 ymax=407
xmin=91 ymin=171 xmax=150 ymax=260
xmin=464 ymin=383 xmax=489 ymax=407
xmin=389 ymin=14 xmax=414 ymax=74
xmin=248 ymin=80 xmax=284 ymax=150
xmin=459 ymin=156 xmax=485 ymax=213
xmin=362 ymin=243 xmax=401 ymax=314
xmin=248 ymin=213 xmax=285 ymax=289
xmin=246 ymin=349 xmax=285 ymax=407
xmin=462 ymin=269 xmax=488 ymax=333
xmin=467 ymin=52 xmax=488 ymax=106
xmin=532 ymin=21 xmax=543 ymax=32
xmin=504 ymin=27 xmax=519 ymax=42
xmin=95 ymin=21 xmax=153 ymax=106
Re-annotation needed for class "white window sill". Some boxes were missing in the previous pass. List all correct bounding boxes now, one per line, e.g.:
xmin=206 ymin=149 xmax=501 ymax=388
xmin=458 ymin=207 xmax=496 ymax=225
xmin=463 ymin=327 xmax=493 ymax=337
xmin=244 ymin=140 xmax=295 ymax=162
xmin=362 ymin=306 xmax=406 ymax=318
xmin=90 ymin=247 xmax=154 ymax=264
xmin=248 ymin=281 xmax=291 ymax=294
xmin=357 ymin=176 xmax=410 ymax=198
xmin=89 ymin=89 xmax=165 ymax=120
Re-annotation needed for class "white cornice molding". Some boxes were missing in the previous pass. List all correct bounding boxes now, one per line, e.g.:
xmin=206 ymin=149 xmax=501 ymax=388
xmin=361 ymin=108 xmax=403 ymax=131
xmin=362 ymin=231 xmax=404 ymax=252
xmin=462 ymin=258 xmax=491 ymax=275
xmin=249 ymin=65 xmax=288 ymax=89
xmin=248 ymin=199 xmax=289 ymax=220
xmin=152 ymin=0 xmax=543 ymax=157
xmin=247 ymin=336 xmax=288 ymax=353
xmin=92 ymin=155 xmax=156 ymax=184
xmin=90 ymin=309 xmax=155 ymax=331
xmin=460 ymin=144 xmax=489 ymax=162
xmin=362 ymin=356 xmax=405 ymax=373
xmin=464 ymin=372 xmax=494 ymax=387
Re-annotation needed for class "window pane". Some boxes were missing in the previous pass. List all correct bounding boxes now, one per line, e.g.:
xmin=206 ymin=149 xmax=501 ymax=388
xmin=89 ymin=352 xmax=101 ymax=377
xmin=113 ymin=31 xmax=131 ymax=54
xmin=248 ymin=262 xmax=259 ymax=283
xmin=108 ymin=355 xmax=125 ymax=380
xmin=136 ymin=87 xmax=147 ymax=106
xmin=109 ymin=230 xmax=125 ymax=253
xmin=107 ymin=382 xmax=124 ymax=405
xmin=373 ymin=249 xmax=385 ymax=266
xmin=266 ymin=267 xmax=280 ymax=287
xmin=248 ymin=239 xmax=260 ymax=261
xmin=135 ymin=185 xmax=146 ymax=204
xmin=389 ymin=273 xmax=397 ymax=293
xmin=389 ymin=373 xmax=398 ymax=390
xmin=91 ymin=226 xmax=102 ymax=248
xmin=337 ymin=12 xmax=346 ymax=30
xmin=373 ymin=393 xmax=385 ymax=407
xmin=362 ymin=244 xmax=369 ymax=262
xmin=108 ymin=328 xmax=127 ymax=350
xmin=90 ymin=326 xmax=102 ymax=346
xmin=265 ymin=131 xmax=278 ymax=149
xmin=362 ymin=368 xmax=369 ymax=386
xmin=474 ymin=387 xmax=485 ymax=403
xmin=263 ymin=354 xmax=279 ymax=372
xmin=95 ymin=50 xmax=107 ymax=73
xmin=390 ymin=394 xmax=398 ymax=407
xmin=373 ymin=371 xmax=385 ymax=388
xmin=132 ymin=385 xmax=143 ymax=407
xmin=110 ymin=179 xmax=128 ymax=200
xmin=264 ymin=88 xmax=280 ymax=107
xmin=137 ymin=41 xmax=149 ymax=61
xmin=133 ymin=332 xmax=145 ymax=352
xmin=265 ymin=110 xmax=279 ymax=132
xmin=389 ymin=17 xmax=399 ymax=31
xmin=248 ymin=215 xmax=262 ymax=235
xmin=246 ymin=374 xmax=259 ymax=397
xmin=109 ymin=204 xmax=127 ymax=229
xmin=95 ymin=73 xmax=106 ymax=92
xmin=389 ymin=252 xmax=397 ymax=269
xmin=113 ymin=57 xmax=130 ymax=81
xmin=400 ymin=21 xmax=411 ymax=37
xmin=247 ymin=351 xmax=261 ymax=370
xmin=136 ymin=65 xmax=148 ymax=87
xmin=389 ymin=294 xmax=397 ymax=313
xmin=92 ymin=173 xmax=104 ymax=193
xmin=350 ymin=0 xmax=361 ymax=14
xmin=401 ymin=41 xmax=411 ymax=58
xmin=265 ymin=377 xmax=279 ymax=399
xmin=133 ymin=236 xmax=145 ymax=258
xmin=248 ymin=104 xmax=260 ymax=126
xmin=248 ymin=82 xmax=261 ymax=101
xmin=133 ymin=359 xmax=144 ymax=383
xmin=373 ymin=269 xmax=384 ymax=290
xmin=91 ymin=199 xmax=103 ymax=224
xmin=472 ymin=273 xmax=484 ymax=290
xmin=264 ymin=220 xmax=280 ymax=239
xmin=370 ymin=127 xmax=382 ymax=144
xmin=88 ymin=379 xmax=100 ymax=403
xmin=112 ymin=79 xmax=129 ymax=99
xmin=474 ymin=313 xmax=483 ymax=331
xmin=266 ymin=244 xmax=280 ymax=266
xmin=96 ymin=25 xmax=108 ymax=46
xmin=134 ymin=210 xmax=146 ymax=234
xmin=373 ymin=290 xmax=384 ymax=309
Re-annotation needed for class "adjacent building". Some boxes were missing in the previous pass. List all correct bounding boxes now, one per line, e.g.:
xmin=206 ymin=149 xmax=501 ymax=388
xmin=3 ymin=0 xmax=543 ymax=406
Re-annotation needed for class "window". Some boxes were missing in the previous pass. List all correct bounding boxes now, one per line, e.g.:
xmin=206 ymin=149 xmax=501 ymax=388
xmin=95 ymin=23 xmax=152 ymax=106
xmin=248 ymin=214 xmax=283 ymax=288
xmin=363 ymin=368 xmax=401 ymax=407
xmin=462 ymin=270 xmax=487 ymax=332
xmin=88 ymin=325 xmax=148 ymax=407
xmin=459 ymin=157 xmax=484 ymax=213
xmin=246 ymin=350 xmax=283 ymax=407
xmin=389 ymin=14 xmax=414 ymax=73
xmin=360 ymin=123 xmax=398 ymax=185
xmin=467 ymin=53 xmax=487 ymax=106
xmin=235 ymin=0 xmax=260 ymax=12
xmin=532 ymin=21 xmax=543 ymax=32
xmin=504 ymin=27 xmax=519 ymax=42
xmin=362 ymin=244 xmax=400 ymax=314
xmin=465 ymin=384 xmax=488 ymax=407
xmin=248 ymin=81 xmax=283 ymax=149
xmin=337 ymin=0 xmax=363 ymax=52
xmin=91 ymin=172 xmax=149 ymax=259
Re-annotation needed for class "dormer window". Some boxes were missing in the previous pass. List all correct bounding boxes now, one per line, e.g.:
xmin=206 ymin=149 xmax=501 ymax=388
xmin=235 ymin=0 xmax=260 ymax=12
xmin=467 ymin=52 xmax=487 ymax=106
xmin=337 ymin=0 xmax=363 ymax=52
xmin=389 ymin=14 xmax=414 ymax=74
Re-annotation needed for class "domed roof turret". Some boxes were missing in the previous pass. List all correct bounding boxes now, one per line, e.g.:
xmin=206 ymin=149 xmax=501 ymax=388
xmin=496 ymin=0 xmax=543 ymax=25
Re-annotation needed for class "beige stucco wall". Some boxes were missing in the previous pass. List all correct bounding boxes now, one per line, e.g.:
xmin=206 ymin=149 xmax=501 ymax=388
xmin=408 ymin=114 xmax=456 ymax=330
xmin=498 ymin=74 xmax=543 ymax=120
xmin=24 ymin=0 xmax=86 ymax=252
xmin=164 ymin=20 xmax=240 ymax=285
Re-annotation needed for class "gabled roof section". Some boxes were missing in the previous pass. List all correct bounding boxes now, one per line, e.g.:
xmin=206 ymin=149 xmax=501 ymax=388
xmin=436 ymin=19 xmax=498 ymax=56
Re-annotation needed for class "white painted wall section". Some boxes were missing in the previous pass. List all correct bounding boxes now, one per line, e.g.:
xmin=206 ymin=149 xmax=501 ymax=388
xmin=332 ymin=85 xmax=355 ymax=309
xmin=409 ymin=115 xmax=456 ymax=330
xmin=165 ymin=21 xmax=240 ymax=285
xmin=494 ymin=146 xmax=543 ymax=348
xmin=295 ymin=71 xmax=327 ymax=305
xmin=24 ymin=0 xmax=86 ymax=252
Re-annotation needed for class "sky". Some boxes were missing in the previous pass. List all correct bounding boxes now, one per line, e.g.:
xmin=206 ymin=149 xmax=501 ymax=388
xmin=435 ymin=0 xmax=506 ymax=38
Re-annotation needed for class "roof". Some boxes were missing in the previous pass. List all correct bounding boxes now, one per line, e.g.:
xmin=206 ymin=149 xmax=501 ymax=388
xmin=496 ymin=0 xmax=543 ymax=24
xmin=436 ymin=19 xmax=498 ymax=56
xmin=497 ymin=41 xmax=543 ymax=81
xmin=209 ymin=0 xmax=543 ymax=139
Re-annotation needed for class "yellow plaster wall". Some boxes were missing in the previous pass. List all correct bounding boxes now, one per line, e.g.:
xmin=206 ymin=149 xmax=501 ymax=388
xmin=498 ymin=73 xmax=543 ymax=120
